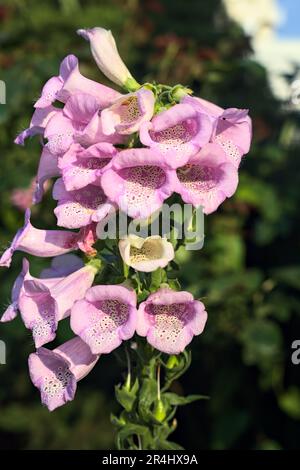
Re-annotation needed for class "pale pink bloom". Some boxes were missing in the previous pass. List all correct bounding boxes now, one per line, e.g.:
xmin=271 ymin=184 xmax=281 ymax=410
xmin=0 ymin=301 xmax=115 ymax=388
xmin=77 ymin=27 xmax=139 ymax=89
xmin=28 ymin=336 xmax=99 ymax=411
xmin=101 ymin=89 xmax=155 ymax=135
xmin=18 ymin=261 xmax=97 ymax=347
xmin=0 ymin=210 xmax=81 ymax=268
xmin=173 ymin=143 xmax=239 ymax=214
xmin=1 ymin=255 xmax=83 ymax=324
xmin=53 ymin=178 xmax=115 ymax=229
xmin=71 ymin=285 xmax=137 ymax=354
xmin=57 ymin=56 xmax=121 ymax=106
xmin=101 ymin=148 xmax=175 ymax=219
xmin=58 ymin=142 xmax=117 ymax=191
xmin=34 ymin=55 xmax=78 ymax=108
xmin=44 ymin=93 xmax=123 ymax=156
xmin=139 ymin=103 xmax=213 ymax=169
xmin=183 ymin=96 xmax=252 ymax=167
xmin=119 ymin=235 xmax=174 ymax=272
xmin=137 ymin=288 xmax=207 ymax=354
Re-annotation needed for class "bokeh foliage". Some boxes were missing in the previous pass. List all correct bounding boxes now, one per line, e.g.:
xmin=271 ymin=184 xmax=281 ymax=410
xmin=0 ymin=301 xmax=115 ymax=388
xmin=0 ymin=0 xmax=300 ymax=450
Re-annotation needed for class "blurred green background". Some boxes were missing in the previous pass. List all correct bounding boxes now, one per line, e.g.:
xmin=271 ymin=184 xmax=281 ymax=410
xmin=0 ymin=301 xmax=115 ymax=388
xmin=1 ymin=0 xmax=300 ymax=450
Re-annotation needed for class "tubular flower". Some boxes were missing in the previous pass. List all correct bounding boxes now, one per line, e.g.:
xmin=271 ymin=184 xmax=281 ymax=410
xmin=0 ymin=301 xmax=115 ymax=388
xmin=0 ymin=210 xmax=82 ymax=268
xmin=53 ymin=178 xmax=115 ymax=229
xmin=58 ymin=142 xmax=117 ymax=191
xmin=18 ymin=261 xmax=98 ymax=348
xmin=183 ymin=96 xmax=252 ymax=167
xmin=77 ymin=27 xmax=139 ymax=90
xmin=28 ymin=336 xmax=99 ymax=411
xmin=101 ymin=148 xmax=175 ymax=219
xmin=34 ymin=55 xmax=78 ymax=108
xmin=101 ymin=88 xmax=155 ymax=135
xmin=174 ymin=143 xmax=239 ymax=214
xmin=119 ymin=235 xmax=174 ymax=272
xmin=1 ymin=255 xmax=84 ymax=324
xmin=71 ymin=285 xmax=137 ymax=354
xmin=137 ymin=288 xmax=207 ymax=354
xmin=44 ymin=92 xmax=123 ymax=156
xmin=139 ymin=103 xmax=213 ymax=169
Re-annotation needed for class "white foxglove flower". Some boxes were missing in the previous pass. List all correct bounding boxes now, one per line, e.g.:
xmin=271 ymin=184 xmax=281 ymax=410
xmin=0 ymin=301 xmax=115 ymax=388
xmin=77 ymin=27 xmax=140 ymax=90
xmin=119 ymin=235 xmax=174 ymax=272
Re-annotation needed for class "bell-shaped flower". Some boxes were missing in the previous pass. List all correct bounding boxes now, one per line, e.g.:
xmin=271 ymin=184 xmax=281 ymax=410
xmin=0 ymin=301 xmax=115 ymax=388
xmin=57 ymin=56 xmax=121 ymax=106
xmin=58 ymin=142 xmax=117 ymax=191
xmin=101 ymin=148 xmax=175 ymax=219
xmin=174 ymin=143 xmax=239 ymax=214
xmin=0 ymin=210 xmax=83 ymax=268
xmin=28 ymin=336 xmax=99 ymax=411
xmin=1 ymin=255 xmax=83 ymax=324
xmin=119 ymin=235 xmax=174 ymax=272
xmin=43 ymin=93 xmax=122 ymax=156
xmin=53 ymin=178 xmax=115 ymax=229
xmin=139 ymin=103 xmax=213 ymax=169
xmin=18 ymin=260 xmax=98 ymax=347
xmin=137 ymin=288 xmax=207 ymax=354
xmin=183 ymin=96 xmax=252 ymax=167
xmin=34 ymin=55 xmax=78 ymax=108
xmin=101 ymin=89 xmax=155 ymax=136
xmin=77 ymin=27 xmax=139 ymax=90
xmin=71 ymin=285 xmax=137 ymax=354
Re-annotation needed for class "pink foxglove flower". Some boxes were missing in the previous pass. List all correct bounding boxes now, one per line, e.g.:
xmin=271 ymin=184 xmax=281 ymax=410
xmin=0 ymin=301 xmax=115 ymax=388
xmin=137 ymin=288 xmax=207 ymax=354
xmin=139 ymin=103 xmax=213 ymax=169
xmin=44 ymin=93 xmax=123 ymax=156
xmin=34 ymin=55 xmax=78 ymax=108
xmin=71 ymin=285 xmax=137 ymax=354
xmin=174 ymin=143 xmax=239 ymax=214
xmin=58 ymin=142 xmax=117 ymax=191
xmin=0 ymin=210 xmax=82 ymax=268
xmin=119 ymin=235 xmax=174 ymax=272
xmin=101 ymin=148 xmax=174 ymax=219
xmin=77 ymin=27 xmax=139 ymax=90
xmin=18 ymin=261 xmax=98 ymax=347
xmin=183 ymin=96 xmax=252 ymax=167
xmin=53 ymin=178 xmax=115 ymax=229
xmin=101 ymin=89 xmax=155 ymax=135
xmin=28 ymin=336 xmax=99 ymax=411
xmin=1 ymin=255 xmax=83 ymax=324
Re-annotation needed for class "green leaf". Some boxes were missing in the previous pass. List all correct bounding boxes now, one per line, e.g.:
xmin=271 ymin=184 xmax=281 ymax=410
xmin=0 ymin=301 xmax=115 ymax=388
xmin=163 ymin=393 xmax=209 ymax=406
xmin=115 ymin=380 xmax=139 ymax=412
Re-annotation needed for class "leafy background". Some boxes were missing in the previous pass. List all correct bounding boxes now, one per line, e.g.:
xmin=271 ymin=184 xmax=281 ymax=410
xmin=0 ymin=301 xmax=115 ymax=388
xmin=0 ymin=0 xmax=300 ymax=450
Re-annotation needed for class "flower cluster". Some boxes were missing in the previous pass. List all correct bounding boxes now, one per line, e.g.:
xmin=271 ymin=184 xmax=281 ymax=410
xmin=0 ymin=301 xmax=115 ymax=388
xmin=1 ymin=27 xmax=251 ymax=411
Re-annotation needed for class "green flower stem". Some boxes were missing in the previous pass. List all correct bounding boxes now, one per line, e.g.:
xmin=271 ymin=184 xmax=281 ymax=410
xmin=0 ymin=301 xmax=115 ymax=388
xmin=112 ymin=339 xmax=197 ymax=450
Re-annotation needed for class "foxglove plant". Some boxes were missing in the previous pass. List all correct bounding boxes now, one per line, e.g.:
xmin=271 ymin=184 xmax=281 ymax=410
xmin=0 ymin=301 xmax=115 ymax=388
xmin=1 ymin=27 xmax=252 ymax=450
